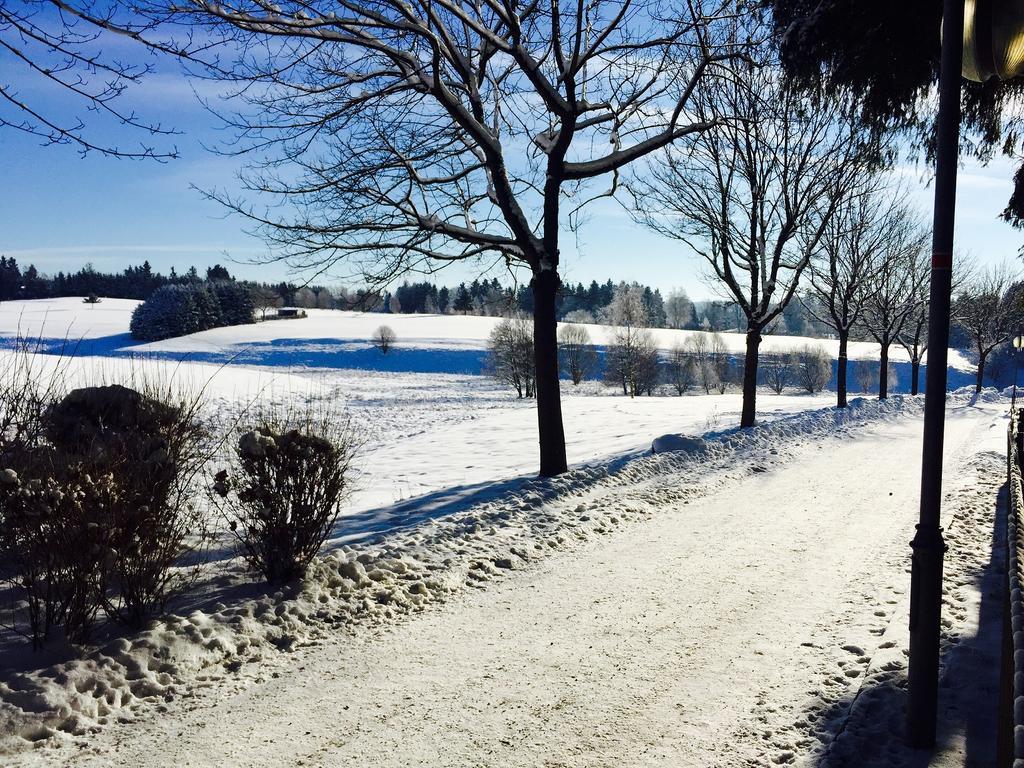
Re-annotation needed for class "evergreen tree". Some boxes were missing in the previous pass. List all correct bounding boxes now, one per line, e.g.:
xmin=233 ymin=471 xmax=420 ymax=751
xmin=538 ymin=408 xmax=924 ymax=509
xmin=0 ymin=257 xmax=22 ymax=300
xmin=453 ymin=284 xmax=473 ymax=314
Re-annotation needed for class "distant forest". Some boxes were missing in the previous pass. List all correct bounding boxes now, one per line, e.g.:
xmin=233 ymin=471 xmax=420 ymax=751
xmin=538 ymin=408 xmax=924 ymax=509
xmin=0 ymin=257 xmax=831 ymax=336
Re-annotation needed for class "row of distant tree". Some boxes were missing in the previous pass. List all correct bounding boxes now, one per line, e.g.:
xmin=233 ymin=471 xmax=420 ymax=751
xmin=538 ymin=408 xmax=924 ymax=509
xmin=0 ymin=256 xmax=835 ymax=337
xmin=380 ymin=278 xmax=831 ymax=337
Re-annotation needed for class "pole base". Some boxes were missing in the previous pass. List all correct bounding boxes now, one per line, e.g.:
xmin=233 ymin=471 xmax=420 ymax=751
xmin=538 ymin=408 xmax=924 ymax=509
xmin=906 ymin=525 xmax=948 ymax=749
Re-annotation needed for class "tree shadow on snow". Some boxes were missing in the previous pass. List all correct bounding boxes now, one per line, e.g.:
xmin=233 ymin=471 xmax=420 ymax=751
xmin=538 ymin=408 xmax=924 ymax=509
xmin=804 ymin=477 xmax=1005 ymax=768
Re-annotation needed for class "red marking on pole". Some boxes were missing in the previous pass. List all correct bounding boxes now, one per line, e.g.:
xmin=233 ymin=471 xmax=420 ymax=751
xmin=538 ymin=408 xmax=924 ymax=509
xmin=932 ymin=252 xmax=952 ymax=269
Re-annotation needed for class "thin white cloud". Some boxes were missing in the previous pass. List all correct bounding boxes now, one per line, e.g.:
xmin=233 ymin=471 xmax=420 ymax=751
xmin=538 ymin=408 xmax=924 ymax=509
xmin=0 ymin=244 xmax=266 ymax=263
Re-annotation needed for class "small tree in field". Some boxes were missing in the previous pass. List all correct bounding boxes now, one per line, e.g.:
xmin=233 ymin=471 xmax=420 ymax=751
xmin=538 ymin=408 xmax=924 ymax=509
xmin=373 ymin=325 xmax=397 ymax=354
xmin=855 ymin=361 xmax=877 ymax=394
xmin=794 ymin=345 xmax=833 ymax=393
xmin=605 ymin=325 xmax=659 ymax=397
xmin=686 ymin=334 xmax=720 ymax=394
xmin=488 ymin=317 xmax=535 ymax=398
xmin=83 ymin=293 xmax=101 ymax=305
xmin=761 ymin=353 xmax=795 ymax=394
xmin=665 ymin=344 xmax=696 ymax=395
xmin=558 ymin=324 xmax=597 ymax=385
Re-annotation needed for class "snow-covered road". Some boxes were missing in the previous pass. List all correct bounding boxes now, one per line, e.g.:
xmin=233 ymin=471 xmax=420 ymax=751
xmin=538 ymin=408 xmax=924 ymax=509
xmin=21 ymin=397 xmax=1004 ymax=768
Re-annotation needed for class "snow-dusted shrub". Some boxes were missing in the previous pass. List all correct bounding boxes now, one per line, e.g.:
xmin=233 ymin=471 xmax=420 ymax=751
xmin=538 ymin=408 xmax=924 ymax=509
xmin=130 ymin=284 xmax=204 ymax=341
xmin=0 ymin=457 xmax=112 ymax=646
xmin=42 ymin=383 xmax=209 ymax=628
xmin=210 ymin=280 xmax=256 ymax=326
xmin=0 ymin=353 xmax=208 ymax=644
xmin=488 ymin=315 xmax=535 ymax=397
xmin=213 ymin=408 xmax=357 ymax=583
xmin=373 ymin=325 xmax=397 ymax=353
xmin=558 ymin=323 xmax=597 ymax=384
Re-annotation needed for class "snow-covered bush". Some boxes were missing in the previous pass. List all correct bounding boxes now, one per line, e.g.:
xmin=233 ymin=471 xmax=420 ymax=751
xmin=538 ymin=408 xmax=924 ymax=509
xmin=373 ymin=325 xmax=397 ymax=353
xmin=558 ymin=323 xmax=597 ymax=384
xmin=131 ymin=284 xmax=203 ymax=341
xmin=488 ymin=316 xmax=535 ymax=397
xmin=213 ymin=408 xmax=357 ymax=583
xmin=210 ymin=280 xmax=256 ymax=326
xmin=0 ymin=361 xmax=209 ymax=645
xmin=43 ymin=384 xmax=209 ymax=628
xmin=0 ymin=459 xmax=114 ymax=646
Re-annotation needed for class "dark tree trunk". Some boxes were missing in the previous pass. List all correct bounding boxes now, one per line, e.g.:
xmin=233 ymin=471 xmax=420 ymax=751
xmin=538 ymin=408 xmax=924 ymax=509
xmin=740 ymin=326 xmax=762 ymax=428
xmin=837 ymin=332 xmax=849 ymax=408
xmin=879 ymin=343 xmax=889 ymax=400
xmin=911 ymin=359 xmax=921 ymax=396
xmin=976 ymin=352 xmax=987 ymax=393
xmin=532 ymin=269 xmax=567 ymax=477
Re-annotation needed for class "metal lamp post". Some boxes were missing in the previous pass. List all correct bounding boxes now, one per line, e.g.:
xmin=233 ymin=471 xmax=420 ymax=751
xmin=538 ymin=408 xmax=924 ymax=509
xmin=908 ymin=0 xmax=1024 ymax=747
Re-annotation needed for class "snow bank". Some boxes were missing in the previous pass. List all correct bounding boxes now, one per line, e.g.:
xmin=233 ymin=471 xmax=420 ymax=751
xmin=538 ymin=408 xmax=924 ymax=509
xmin=1 ymin=391 xmax=978 ymax=754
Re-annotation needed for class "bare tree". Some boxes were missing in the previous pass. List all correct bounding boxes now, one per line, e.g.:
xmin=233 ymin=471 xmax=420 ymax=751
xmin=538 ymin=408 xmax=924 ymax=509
xmin=1 ymin=2 xmax=178 ymax=158
xmin=860 ymin=207 xmax=929 ymax=399
xmin=898 ymin=255 xmax=972 ymax=396
xmin=558 ymin=324 xmax=596 ymax=386
xmin=633 ymin=28 xmax=874 ymax=426
xmin=804 ymin=180 xmax=892 ymax=407
xmin=488 ymin=316 xmax=535 ymax=398
xmin=793 ymin=344 xmax=832 ymax=393
xmin=665 ymin=289 xmax=695 ymax=329
xmin=708 ymin=331 xmax=730 ymax=393
xmin=665 ymin=343 xmax=696 ymax=394
xmin=605 ymin=325 xmax=658 ymax=398
xmin=165 ymin=0 xmax=742 ymax=477
xmin=373 ymin=325 xmax=397 ymax=354
xmin=686 ymin=334 xmax=719 ymax=394
xmin=252 ymin=286 xmax=281 ymax=321
xmin=953 ymin=265 xmax=1024 ymax=393
xmin=761 ymin=353 xmax=794 ymax=394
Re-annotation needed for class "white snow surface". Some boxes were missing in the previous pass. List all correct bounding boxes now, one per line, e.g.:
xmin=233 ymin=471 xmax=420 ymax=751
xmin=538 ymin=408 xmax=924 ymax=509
xmin=0 ymin=298 xmax=1004 ymax=767
xmin=0 ymin=297 xmax=976 ymax=370
xmin=0 ymin=388 xmax=1007 ymax=767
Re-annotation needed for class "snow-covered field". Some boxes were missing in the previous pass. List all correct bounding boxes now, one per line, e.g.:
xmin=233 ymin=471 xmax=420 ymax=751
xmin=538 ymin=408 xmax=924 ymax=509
xmin=0 ymin=298 xmax=1007 ymax=767
xmin=0 ymin=297 xmax=977 ymax=379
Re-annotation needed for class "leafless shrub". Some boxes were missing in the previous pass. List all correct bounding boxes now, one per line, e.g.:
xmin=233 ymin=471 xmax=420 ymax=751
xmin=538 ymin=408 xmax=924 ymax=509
xmin=558 ymin=324 xmax=597 ymax=385
xmin=488 ymin=316 xmax=535 ymax=398
xmin=665 ymin=343 xmax=696 ymax=395
xmin=373 ymin=325 xmax=397 ymax=354
xmin=605 ymin=325 xmax=659 ymax=397
xmin=0 ymin=347 xmax=211 ymax=644
xmin=761 ymin=353 xmax=795 ymax=394
xmin=793 ymin=345 xmax=833 ymax=393
xmin=213 ymin=406 xmax=357 ymax=583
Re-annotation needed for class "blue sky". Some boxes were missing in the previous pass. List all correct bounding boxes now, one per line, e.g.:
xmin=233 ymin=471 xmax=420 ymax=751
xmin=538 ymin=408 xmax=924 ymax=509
xmin=1 ymin=39 xmax=1022 ymax=300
